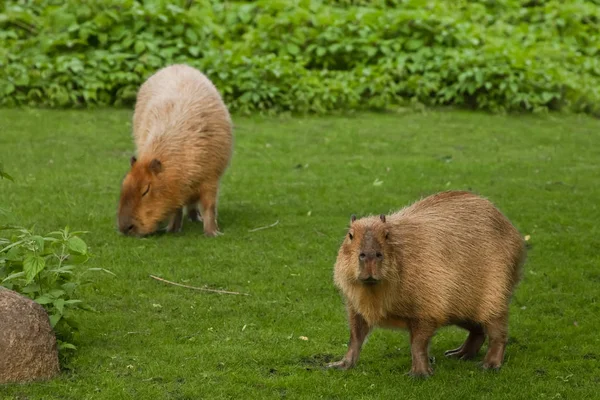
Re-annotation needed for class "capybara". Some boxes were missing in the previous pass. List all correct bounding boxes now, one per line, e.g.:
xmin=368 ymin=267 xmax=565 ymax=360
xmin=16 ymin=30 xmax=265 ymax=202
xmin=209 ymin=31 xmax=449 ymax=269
xmin=327 ymin=191 xmax=526 ymax=377
xmin=117 ymin=64 xmax=233 ymax=237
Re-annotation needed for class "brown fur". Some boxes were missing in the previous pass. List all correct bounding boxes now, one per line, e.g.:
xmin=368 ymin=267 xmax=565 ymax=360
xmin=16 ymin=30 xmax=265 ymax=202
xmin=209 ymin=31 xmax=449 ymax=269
xmin=328 ymin=191 xmax=526 ymax=377
xmin=117 ymin=64 xmax=233 ymax=236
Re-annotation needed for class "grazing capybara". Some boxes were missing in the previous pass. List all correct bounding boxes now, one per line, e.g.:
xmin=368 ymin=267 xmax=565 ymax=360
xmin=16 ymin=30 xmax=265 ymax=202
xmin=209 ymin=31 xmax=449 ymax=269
xmin=117 ymin=64 xmax=233 ymax=237
xmin=328 ymin=191 xmax=526 ymax=377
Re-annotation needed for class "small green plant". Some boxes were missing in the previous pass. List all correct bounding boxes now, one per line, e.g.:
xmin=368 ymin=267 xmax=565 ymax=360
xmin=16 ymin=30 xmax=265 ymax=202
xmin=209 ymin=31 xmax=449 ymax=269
xmin=0 ymin=225 xmax=113 ymax=359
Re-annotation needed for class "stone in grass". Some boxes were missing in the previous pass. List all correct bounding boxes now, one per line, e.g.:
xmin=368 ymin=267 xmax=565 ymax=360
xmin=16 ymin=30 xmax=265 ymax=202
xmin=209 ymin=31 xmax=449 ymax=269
xmin=0 ymin=287 xmax=60 ymax=384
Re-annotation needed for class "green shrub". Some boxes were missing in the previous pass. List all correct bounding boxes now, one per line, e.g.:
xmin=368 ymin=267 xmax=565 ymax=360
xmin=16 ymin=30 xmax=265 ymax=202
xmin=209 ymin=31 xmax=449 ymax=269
xmin=0 ymin=225 xmax=114 ymax=360
xmin=1 ymin=0 xmax=600 ymax=114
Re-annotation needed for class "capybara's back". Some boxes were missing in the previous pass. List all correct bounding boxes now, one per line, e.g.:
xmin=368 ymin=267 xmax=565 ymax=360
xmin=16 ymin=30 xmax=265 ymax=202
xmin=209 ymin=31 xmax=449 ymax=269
xmin=329 ymin=191 xmax=526 ymax=377
xmin=117 ymin=64 xmax=233 ymax=237
xmin=387 ymin=190 xmax=526 ymax=325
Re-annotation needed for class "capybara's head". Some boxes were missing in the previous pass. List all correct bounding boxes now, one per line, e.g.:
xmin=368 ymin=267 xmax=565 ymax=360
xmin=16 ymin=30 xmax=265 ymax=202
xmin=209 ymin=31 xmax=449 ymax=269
xmin=338 ymin=214 xmax=393 ymax=286
xmin=117 ymin=156 xmax=171 ymax=236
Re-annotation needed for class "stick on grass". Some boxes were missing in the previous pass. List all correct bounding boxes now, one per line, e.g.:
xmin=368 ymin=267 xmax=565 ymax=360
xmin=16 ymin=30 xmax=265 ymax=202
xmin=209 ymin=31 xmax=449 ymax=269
xmin=248 ymin=220 xmax=279 ymax=232
xmin=150 ymin=275 xmax=249 ymax=296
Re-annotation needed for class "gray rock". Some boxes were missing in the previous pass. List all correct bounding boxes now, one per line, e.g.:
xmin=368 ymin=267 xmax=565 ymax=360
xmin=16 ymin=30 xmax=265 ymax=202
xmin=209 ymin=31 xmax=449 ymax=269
xmin=0 ymin=287 xmax=60 ymax=383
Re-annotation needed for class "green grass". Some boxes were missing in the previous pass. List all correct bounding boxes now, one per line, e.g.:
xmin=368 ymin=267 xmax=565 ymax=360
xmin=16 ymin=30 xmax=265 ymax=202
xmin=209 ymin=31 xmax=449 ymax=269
xmin=1 ymin=109 xmax=599 ymax=399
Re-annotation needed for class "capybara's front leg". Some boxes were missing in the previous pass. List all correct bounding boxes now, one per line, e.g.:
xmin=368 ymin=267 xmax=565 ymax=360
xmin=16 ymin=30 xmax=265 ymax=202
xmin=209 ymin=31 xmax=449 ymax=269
xmin=408 ymin=320 xmax=436 ymax=378
xmin=199 ymin=182 xmax=221 ymax=237
xmin=166 ymin=207 xmax=183 ymax=233
xmin=327 ymin=307 xmax=371 ymax=370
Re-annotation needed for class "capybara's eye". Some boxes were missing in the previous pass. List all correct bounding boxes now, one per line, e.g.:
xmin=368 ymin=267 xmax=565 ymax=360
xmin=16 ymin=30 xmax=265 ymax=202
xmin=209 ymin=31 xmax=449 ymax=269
xmin=359 ymin=253 xmax=366 ymax=260
xmin=142 ymin=184 xmax=150 ymax=197
xmin=348 ymin=232 xmax=353 ymax=240
xmin=376 ymin=252 xmax=383 ymax=259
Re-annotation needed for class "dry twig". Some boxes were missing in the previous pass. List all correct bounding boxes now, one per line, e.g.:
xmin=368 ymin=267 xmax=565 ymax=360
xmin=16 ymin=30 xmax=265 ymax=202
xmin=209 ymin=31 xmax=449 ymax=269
xmin=248 ymin=220 xmax=279 ymax=232
xmin=150 ymin=275 xmax=249 ymax=296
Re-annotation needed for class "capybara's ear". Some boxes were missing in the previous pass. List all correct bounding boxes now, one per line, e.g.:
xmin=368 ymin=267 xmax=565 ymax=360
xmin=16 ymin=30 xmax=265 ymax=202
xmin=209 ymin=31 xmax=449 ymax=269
xmin=149 ymin=158 xmax=163 ymax=175
xmin=130 ymin=156 xmax=137 ymax=166
xmin=380 ymin=214 xmax=386 ymax=223
xmin=351 ymin=214 xmax=356 ymax=224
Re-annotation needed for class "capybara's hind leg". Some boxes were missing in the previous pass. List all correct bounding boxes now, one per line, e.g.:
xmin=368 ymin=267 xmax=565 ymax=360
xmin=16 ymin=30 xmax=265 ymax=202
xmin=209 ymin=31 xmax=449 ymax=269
xmin=166 ymin=207 xmax=183 ymax=233
xmin=482 ymin=314 xmax=508 ymax=371
xmin=188 ymin=206 xmax=202 ymax=222
xmin=199 ymin=182 xmax=220 ymax=237
xmin=326 ymin=306 xmax=371 ymax=370
xmin=408 ymin=320 xmax=437 ymax=378
xmin=186 ymin=196 xmax=203 ymax=222
xmin=445 ymin=321 xmax=485 ymax=360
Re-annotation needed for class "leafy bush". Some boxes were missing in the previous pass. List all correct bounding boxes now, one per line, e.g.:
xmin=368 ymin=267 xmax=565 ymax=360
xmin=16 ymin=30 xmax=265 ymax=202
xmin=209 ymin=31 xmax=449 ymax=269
xmin=0 ymin=166 xmax=112 ymax=362
xmin=1 ymin=0 xmax=600 ymax=115
xmin=0 ymin=226 xmax=113 ymax=359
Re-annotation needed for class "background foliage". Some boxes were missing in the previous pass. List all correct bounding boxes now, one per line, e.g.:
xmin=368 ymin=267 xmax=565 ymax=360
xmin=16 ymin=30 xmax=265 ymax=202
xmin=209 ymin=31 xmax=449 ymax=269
xmin=1 ymin=0 xmax=600 ymax=115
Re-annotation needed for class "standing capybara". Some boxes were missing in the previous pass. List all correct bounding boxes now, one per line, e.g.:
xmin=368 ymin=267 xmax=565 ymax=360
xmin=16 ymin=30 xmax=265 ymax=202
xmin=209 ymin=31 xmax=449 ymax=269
xmin=327 ymin=191 xmax=526 ymax=377
xmin=117 ymin=64 xmax=233 ymax=237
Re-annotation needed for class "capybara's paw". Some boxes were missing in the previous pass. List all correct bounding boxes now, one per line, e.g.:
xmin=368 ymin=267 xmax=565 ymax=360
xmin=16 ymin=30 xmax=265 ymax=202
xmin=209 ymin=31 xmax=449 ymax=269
xmin=481 ymin=360 xmax=502 ymax=371
xmin=188 ymin=209 xmax=203 ymax=222
xmin=166 ymin=226 xmax=183 ymax=234
xmin=204 ymin=229 xmax=222 ymax=237
xmin=445 ymin=348 xmax=477 ymax=360
xmin=407 ymin=366 xmax=433 ymax=379
xmin=326 ymin=359 xmax=353 ymax=370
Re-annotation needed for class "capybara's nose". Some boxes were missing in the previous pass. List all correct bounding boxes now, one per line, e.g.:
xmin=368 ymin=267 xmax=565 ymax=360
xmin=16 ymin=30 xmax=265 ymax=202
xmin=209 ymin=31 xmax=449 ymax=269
xmin=118 ymin=218 xmax=135 ymax=235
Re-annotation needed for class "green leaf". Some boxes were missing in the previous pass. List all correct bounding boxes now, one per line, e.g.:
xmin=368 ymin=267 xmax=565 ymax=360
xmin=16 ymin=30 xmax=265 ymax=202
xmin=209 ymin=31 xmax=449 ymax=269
xmin=34 ymin=295 xmax=54 ymax=305
xmin=62 ymin=282 xmax=77 ymax=295
xmin=24 ymin=255 xmax=46 ymax=284
xmin=49 ymin=314 xmax=61 ymax=328
xmin=54 ymin=298 xmax=66 ymax=315
xmin=87 ymin=267 xmax=116 ymax=276
xmin=67 ymin=236 xmax=88 ymax=255
xmin=30 ymin=235 xmax=45 ymax=253
xmin=58 ymin=342 xmax=77 ymax=350
xmin=20 ymin=283 xmax=41 ymax=294
xmin=405 ymin=39 xmax=423 ymax=51
xmin=185 ymin=29 xmax=198 ymax=43
xmin=0 ymin=239 xmax=26 ymax=254
xmin=48 ymin=289 xmax=66 ymax=298
xmin=4 ymin=246 xmax=21 ymax=261
xmin=134 ymin=41 xmax=146 ymax=54
xmin=2 ymin=271 xmax=25 ymax=283
xmin=287 ymin=43 xmax=300 ymax=55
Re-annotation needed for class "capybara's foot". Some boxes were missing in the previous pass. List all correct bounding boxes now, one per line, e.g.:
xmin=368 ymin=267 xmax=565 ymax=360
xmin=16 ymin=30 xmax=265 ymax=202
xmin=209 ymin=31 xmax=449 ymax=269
xmin=188 ymin=207 xmax=202 ymax=222
xmin=326 ymin=359 xmax=354 ymax=370
xmin=407 ymin=366 xmax=433 ymax=379
xmin=446 ymin=326 xmax=485 ymax=360
xmin=204 ymin=228 xmax=222 ymax=237
xmin=203 ymin=219 xmax=221 ymax=237
xmin=481 ymin=359 xmax=503 ymax=371
xmin=445 ymin=346 xmax=478 ymax=360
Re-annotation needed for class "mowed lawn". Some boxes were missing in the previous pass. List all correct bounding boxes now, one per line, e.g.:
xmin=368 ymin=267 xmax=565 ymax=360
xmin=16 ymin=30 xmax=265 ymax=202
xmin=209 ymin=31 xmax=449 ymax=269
xmin=1 ymin=109 xmax=599 ymax=399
